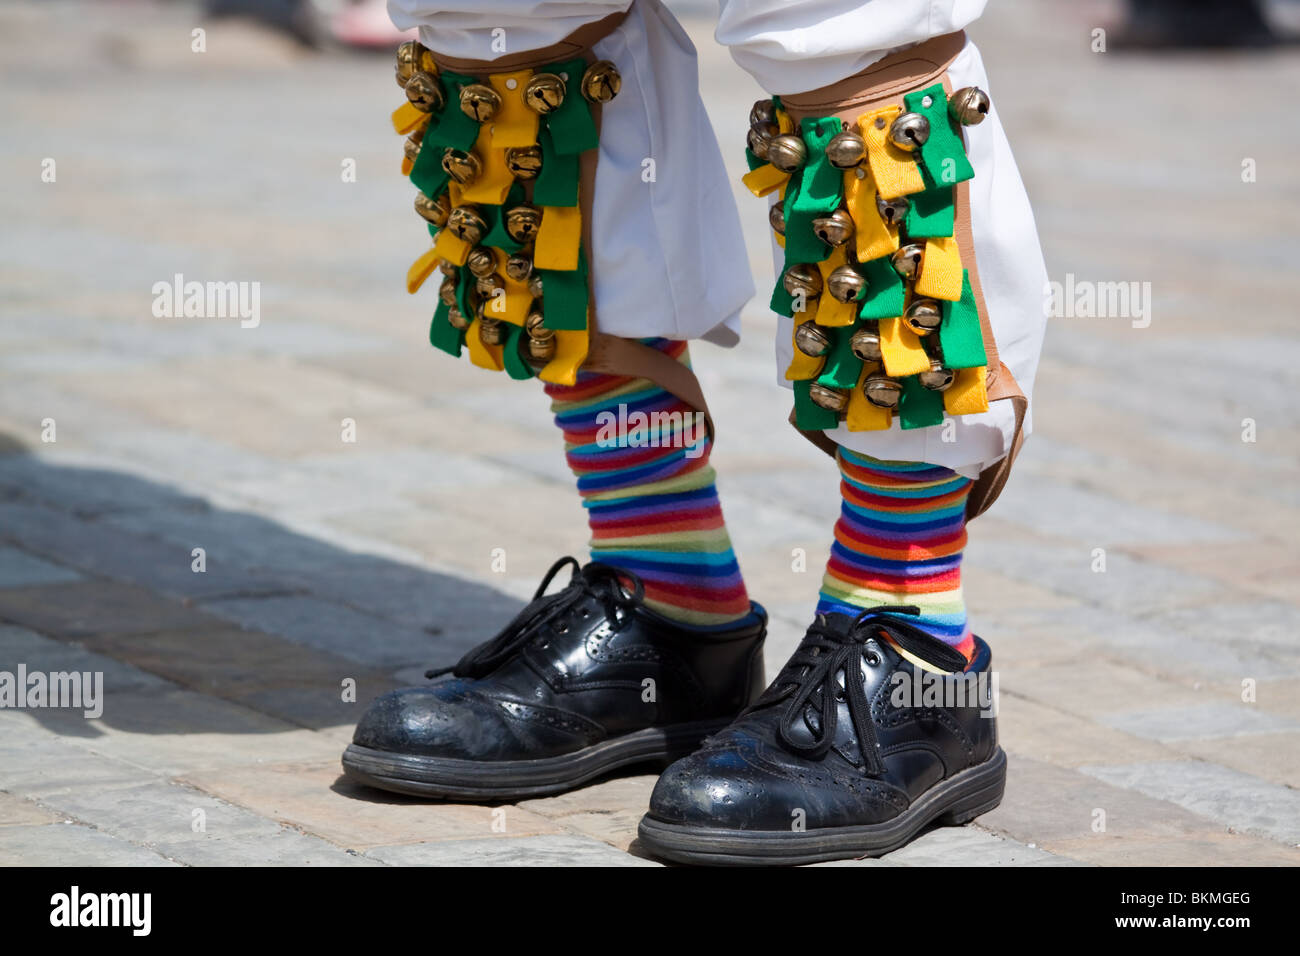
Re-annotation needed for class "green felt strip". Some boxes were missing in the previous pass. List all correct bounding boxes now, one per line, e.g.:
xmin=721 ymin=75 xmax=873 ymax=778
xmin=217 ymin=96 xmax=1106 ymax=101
xmin=904 ymin=84 xmax=973 ymax=189
xmin=502 ymin=324 xmax=535 ymax=380
xmin=429 ymin=300 xmax=464 ymax=357
xmin=898 ymin=375 xmax=945 ymax=430
xmin=538 ymin=250 xmax=589 ymax=330
xmin=784 ymin=118 xmax=843 ymax=264
xmin=938 ymin=271 xmax=988 ymax=369
xmin=816 ymin=326 xmax=863 ymax=390
xmin=745 ymin=147 xmax=764 ymax=172
xmin=425 ymin=72 xmax=481 ymax=153
xmin=534 ymin=125 xmax=579 ymax=207
xmin=454 ymin=264 xmax=476 ymax=324
xmin=545 ymin=59 xmax=599 ymax=155
xmin=858 ymin=257 xmax=906 ymax=320
xmin=480 ymin=204 xmax=524 ymax=254
xmin=793 ymin=379 xmax=841 ymax=431
xmin=904 ymin=185 xmax=954 ymax=239
xmin=770 ymin=272 xmax=796 ymax=318
xmin=427 ymin=222 xmax=440 ymax=241
xmin=409 ymin=145 xmax=450 ymax=201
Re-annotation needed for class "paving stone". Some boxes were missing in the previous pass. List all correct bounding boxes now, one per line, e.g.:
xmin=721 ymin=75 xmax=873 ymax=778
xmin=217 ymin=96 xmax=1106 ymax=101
xmin=364 ymin=833 xmax=658 ymax=867
xmin=0 ymin=624 xmax=176 ymax=693
xmin=518 ymin=774 xmax=658 ymax=852
xmin=877 ymin=825 xmax=1079 ymax=867
xmin=1046 ymin=832 xmax=1300 ymax=867
xmin=0 ymin=791 xmax=62 ymax=827
xmin=180 ymin=762 xmax=565 ymax=850
xmin=0 ymin=824 xmax=177 ymax=866
xmin=1079 ymin=761 xmax=1300 ymax=847
xmin=998 ymin=695 xmax=1174 ymax=768
xmin=0 ymin=546 xmax=81 ymax=588
xmin=0 ymin=579 xmax=222 ymax=639
xmin=1174 ymin=733 xmax=1300 ymax=790
xmin=1100 ymin=702 xmax=1299 ymax=743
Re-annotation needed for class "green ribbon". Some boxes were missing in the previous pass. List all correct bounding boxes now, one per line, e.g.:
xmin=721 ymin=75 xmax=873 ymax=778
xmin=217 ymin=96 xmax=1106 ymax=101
xmin=816 ymin=326 xmax=863 ymax=390
xmin=454 ymin=263 xmax=476 ymax=324
xmin=783 ymin=118 xmax=844 ymax=264
xmin=898 ymin=376 xmax=945 ymax=430
xmin=858 ymin=257 xmax=906 ymax=320
xmin=429 ymin=300 xmax=464 ymax=357
xmin=502 ymin=325 xmax=535 ymax=380
xmin=904 ymin=185 xmax=955 ymax=239
xmin=792 ymin=379 xmax=840 ymax=431
xmin=538 ymin=248 xmax=589 ymax=331
xmin=770 ymin=269 xmax=796 ymax=318
xmin=938 ymin=271 xmax=988 ymax=369
xmin=546 ymin=59 xmax=599 ymax=155
xmin=534 ymin=124 xmax=579 ymax=207
xmin=904 ymin=84 xmax=973 ymax=189
xmin=424 ymin=72 xmax=481 ymax=153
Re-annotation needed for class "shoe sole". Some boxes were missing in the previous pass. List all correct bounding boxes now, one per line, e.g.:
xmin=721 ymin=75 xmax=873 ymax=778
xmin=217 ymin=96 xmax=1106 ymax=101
xmin=636 ymin=746 xmax=1007 ymax=866
xmin=341 ymin=718 xmax=732 ymax=801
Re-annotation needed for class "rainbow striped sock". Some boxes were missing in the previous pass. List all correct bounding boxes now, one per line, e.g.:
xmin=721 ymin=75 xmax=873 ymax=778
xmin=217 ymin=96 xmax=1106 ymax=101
xmin=817 ymin=448 xmax=975 ymax=660
xmin=544 ymin=339 xmax=751 ymax=627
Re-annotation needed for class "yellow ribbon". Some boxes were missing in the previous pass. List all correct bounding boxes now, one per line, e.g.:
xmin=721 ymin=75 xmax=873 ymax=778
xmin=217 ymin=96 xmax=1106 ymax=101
xmin=844 ymin=166 xmax=899 ymax=264
xmin=466 ymin=318 xmax=505 ymax=371
xmin=915 ymin=236 xmax=964 ymax=302
xmin=742 ymin=163 xmax=789 ymax=198
xmin=814 ymin=248 xmax=857 ymax=327
xmin=459 ymin=123 xmax=513 ymax=205
xmin=488 ymin=71 xmax=540 ymax=150
xmin=392 ymin=102 xmax=430 ymax=136
xmin=538 ymin=327 xmax=589 ymax=385
xmin=406 ymin=246 xmax=441 ymax=294
xmin=878 ymin=316 xmax=932 ymax=377
xmin=943 ymin=366 xmax=990 ymax=415
xmin=860 ymin=107 xmax=926 ymax=201
xmin=785 ymin=319 xmax=828 ymax=381
xmin=846 ymin=362 xmax=892 ymax=431
xmin=535 ymin=205 xmax=582 ymax=271
xmin=432 ymin=228 xmax=471 ymax=266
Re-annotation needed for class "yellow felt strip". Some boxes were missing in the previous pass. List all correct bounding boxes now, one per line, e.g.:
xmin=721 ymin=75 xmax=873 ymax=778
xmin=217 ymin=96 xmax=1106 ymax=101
xmin=776 ymin=109 xmax=793 ymax=135
xmin=538 ymin=327 xmax=588 ymax=385
xmin=447 ymin=181 xmax=464 ymax=207
xmin=943 ymin=366 xmax=990 ymax=415
xmin=459 ymin=124 xmax=513 ymax=205
xmin=878 ymin=316 xmax=932 ymax=377
xmin=776 ymin=180 xmax=789 ymax=248
xmin=392 ymin=102 xmax=429 ymax=136
xmin=742 ymin=163 xmax=789 ymax=198
xmin=488 ymin=71 xmax=539 ymax=150
xmin=406 ymin=246 xmax=441 ymax=294
xmin=785 ymin=319 xmax=828 ymax=381
xmin=466 ymin=318 xmax=505 ymax=371
xmin=860 ymin=108 xmax=925 ymax=201
xmin=844 ymin=167 xmax=899 ymax=263
xmin=432 ymin=228 xmax=471 ymax=266
xmin=534 ymin=205 xmax=582 ymax=271
xmin=846 ymin=362 xmax=892 ymax=431
xmin=915 ymin=236 xmax=964 ymax=302
xmin=490 ymin=279 xmax=531 ymax=326
xmin=401 ymin=156 xmax=414 ymax=177
xmin=814 ymin=249 xmax=857 ymax=327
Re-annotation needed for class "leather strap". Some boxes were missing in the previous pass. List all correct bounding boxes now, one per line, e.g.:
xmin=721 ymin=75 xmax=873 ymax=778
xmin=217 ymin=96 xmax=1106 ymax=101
xmin=429 ymin=9 xmax=630 ymax=74
xmin=778 ymin=31 xmax=1026 ymax=518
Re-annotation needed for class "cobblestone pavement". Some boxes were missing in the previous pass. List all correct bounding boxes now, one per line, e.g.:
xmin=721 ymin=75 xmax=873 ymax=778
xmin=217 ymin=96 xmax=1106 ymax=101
xmin=0 ymin=0 xmax=1297 ymax=866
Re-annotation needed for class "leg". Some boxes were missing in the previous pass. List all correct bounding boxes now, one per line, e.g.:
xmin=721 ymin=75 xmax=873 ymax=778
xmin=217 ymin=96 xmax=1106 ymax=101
xmin=343 ymin=2 xmax=768 ymax=800
xmin=640 ymin=6 xmax=1047 ymax=864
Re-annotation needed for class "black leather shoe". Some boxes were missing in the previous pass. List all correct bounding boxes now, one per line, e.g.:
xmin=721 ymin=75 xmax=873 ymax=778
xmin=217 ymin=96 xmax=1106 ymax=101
xmin=638 ymin=606 xmax=1005 ymax=865
xmin=342 ymin=557 xmax=767 ymax=800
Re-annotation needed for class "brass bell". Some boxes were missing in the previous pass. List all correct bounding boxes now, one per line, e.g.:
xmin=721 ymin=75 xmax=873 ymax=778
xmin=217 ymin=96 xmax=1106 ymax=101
xmin=447 ymin=205 xmax=487 ymax=244
xmin=827 ymin=265 xmax=867 ymax=303
xmin=441 ymin=148 xmax=482 ymax=186
xmin=781 ymin=263 xmax=823 ymax=301
xmin=396 ymin=41 xmax=437 ymax=87
xmin=768 ymin=201 xmax=786 ymax=236
xmin=505 ymin=252 xmax=533 ymax=282
xmin=504 ymin=204 xmax=542 ymax=244
xmin=438 ymin=276 xmax=457 ymax=307
xmin=459 ymin=83 xmax=501 ymax=122
xmin=808 ymin=383 xmax=850 ymax=414
xmin=948 ymin=86 xmax=990 ymax=126
xmin=904 ymin=298 xmax=943 ymax=335
xmin=505 ymin=145 xmax=542 ymax=180
xmin=919 ymin=360 xmax=955 ymax=391
xmin=749 ymin=99 xmax=776 ymax=128
xmin=794 ymin=321 xmax=831 ymax=357
xmin=523 ymin=72 xmax=566 ymax=114
xmin=446 ymin=304 xmax=470 ymax=330
xmin=527 ymin=335 xmax=557 ymax=362
xmin=403 ymin=134 xmax=422 ymax=165
xmin=863 ymin=373 xmax=903 ymax=409
xmin=524 ymin=308 xmax=554 ymax=341
xmin=465 ymin=246 xmax=496 ymax=278
xmin=438 ymin=259 xmax=458 ymax=276
xmin=478 ymin=317 xmax=506 ymax=346
xmin=580 ymin=60 xmax=622 ymax=103
xmin=414 ymin=191 xmax=450 ymax=226
xmin=887 ymin=112 xmax=930 ymax=152
xmin=849 ymin=328 xmax=882 ymax=362
xmin=476 ymin=274 xmax=504 ymax=298
xmin=527 ymin=273 xmax=544 ymax=299
xmin=876 ymin=194 xmax=910 ymax=227
xmin=766 ymin=134 xmax=808 ymax=174
xmin=812 ymin=208 xmax=855 ymax=247
xmin=405 ymin=71 xmax=445 ymax=113
xmin=747 ymin=123 xmax=776 ymax=161
xmin=891 ymin=243 xmax=925 ymax=280
xmin=825 ymin=129 xmax=866 ymax=169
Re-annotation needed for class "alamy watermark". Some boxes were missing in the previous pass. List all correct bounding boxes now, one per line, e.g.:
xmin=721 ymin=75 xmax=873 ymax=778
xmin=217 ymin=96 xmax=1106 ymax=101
xmin=0 ymin=665 xmax=103 ymax=718
xmin=151 ymin=273 xmax=260 ymax=328
xmin=890 ymin=664 xmax=998 ymax=718
xmin=594 ymin=403 xmax=707 ymax=459
xmin=1045 ymin=273 xmax=1152 ymax=328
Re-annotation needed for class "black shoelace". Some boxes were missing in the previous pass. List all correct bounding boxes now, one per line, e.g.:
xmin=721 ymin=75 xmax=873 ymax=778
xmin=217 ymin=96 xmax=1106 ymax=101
xmin=764 ymin=605 xmax=961 ymax=774
xmin=424 ymin=557 xmax=645 ymax=680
